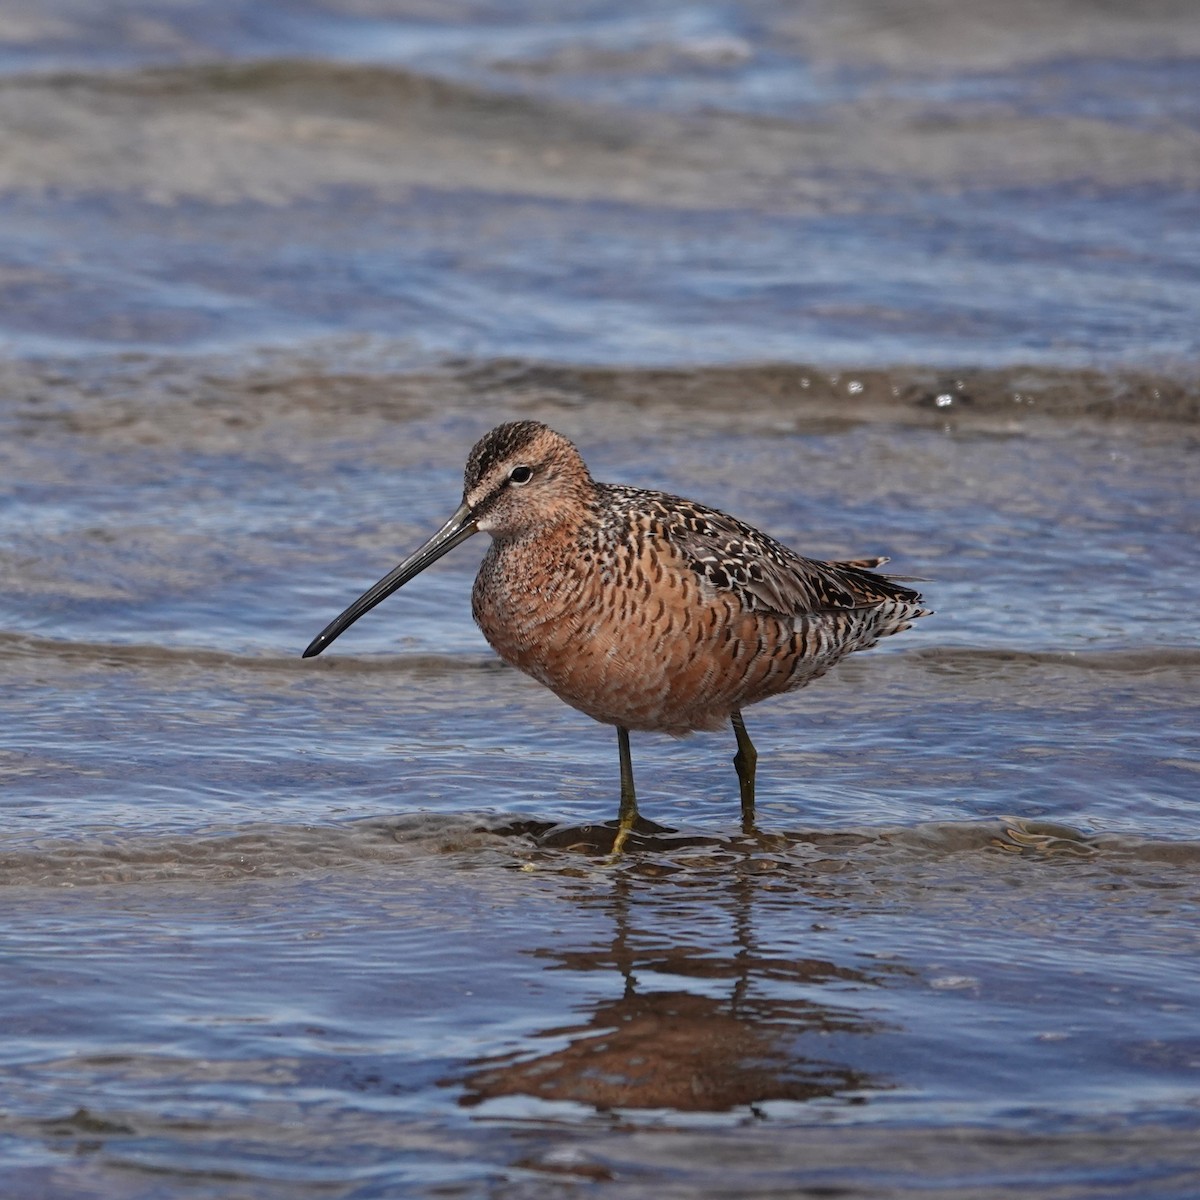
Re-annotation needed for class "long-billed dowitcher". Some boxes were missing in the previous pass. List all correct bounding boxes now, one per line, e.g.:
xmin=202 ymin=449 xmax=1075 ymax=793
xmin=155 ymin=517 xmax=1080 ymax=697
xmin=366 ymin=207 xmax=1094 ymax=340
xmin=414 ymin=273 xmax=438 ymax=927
xmin=303 ymin=421 xmax=930 ymax=850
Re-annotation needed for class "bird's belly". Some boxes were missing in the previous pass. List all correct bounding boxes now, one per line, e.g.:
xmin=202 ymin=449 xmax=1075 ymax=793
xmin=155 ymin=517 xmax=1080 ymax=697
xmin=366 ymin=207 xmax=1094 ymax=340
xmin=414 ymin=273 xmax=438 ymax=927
xmin=475 ymin=570 xmax=798 ymax=735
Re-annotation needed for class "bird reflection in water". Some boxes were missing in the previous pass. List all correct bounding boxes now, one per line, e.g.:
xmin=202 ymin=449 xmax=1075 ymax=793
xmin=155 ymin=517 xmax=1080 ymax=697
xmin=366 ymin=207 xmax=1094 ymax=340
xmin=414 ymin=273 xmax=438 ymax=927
xmin=453 ymin=860 xmax=901 ymax=1114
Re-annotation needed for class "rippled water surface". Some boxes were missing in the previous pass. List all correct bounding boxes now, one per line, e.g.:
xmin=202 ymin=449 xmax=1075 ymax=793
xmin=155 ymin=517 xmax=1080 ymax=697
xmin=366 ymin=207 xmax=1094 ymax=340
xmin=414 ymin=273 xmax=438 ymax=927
xmin=1 ymin=2 xmax=1199 ymax=1197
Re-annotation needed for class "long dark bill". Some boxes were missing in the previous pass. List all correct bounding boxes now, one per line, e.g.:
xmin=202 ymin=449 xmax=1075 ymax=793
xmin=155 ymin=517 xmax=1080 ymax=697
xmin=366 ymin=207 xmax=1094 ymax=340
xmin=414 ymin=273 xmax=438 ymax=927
xmin=302 ymin=502 xmax=478 ymax=658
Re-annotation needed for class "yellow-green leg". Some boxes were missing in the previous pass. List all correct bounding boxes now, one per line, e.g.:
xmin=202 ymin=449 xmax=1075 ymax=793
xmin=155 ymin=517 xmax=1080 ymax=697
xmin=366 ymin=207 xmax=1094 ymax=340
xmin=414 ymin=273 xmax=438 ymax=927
xmin=731 ymin=708 xmax=757 ymax=831
xmin=611 ymin=726 xmax=639 ymax=856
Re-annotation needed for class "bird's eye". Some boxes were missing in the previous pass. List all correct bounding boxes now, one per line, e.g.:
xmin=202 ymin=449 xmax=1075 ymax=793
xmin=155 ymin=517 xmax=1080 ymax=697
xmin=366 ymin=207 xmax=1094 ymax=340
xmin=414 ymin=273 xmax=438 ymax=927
xmin=508 ymin=465 xmax=533 ymax=485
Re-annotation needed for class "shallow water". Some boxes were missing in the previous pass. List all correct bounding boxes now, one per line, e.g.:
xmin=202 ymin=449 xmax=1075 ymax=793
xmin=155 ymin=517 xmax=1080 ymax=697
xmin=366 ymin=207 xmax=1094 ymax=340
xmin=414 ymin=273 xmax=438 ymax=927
xmin=1 ymin=2 xmax=1199 ymax=1197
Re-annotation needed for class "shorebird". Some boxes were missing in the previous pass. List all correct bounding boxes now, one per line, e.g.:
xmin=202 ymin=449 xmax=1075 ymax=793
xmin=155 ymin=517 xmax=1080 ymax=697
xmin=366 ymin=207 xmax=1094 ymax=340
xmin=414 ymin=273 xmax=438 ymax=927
xmin=303 ymin=421 xmax=930 ymax=851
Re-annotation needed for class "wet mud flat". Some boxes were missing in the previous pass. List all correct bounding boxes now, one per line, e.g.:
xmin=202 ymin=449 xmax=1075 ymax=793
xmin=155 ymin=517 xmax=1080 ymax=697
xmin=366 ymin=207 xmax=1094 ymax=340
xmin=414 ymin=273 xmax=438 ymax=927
xmin=2 ymin=0 xmax=1200 ymax=1196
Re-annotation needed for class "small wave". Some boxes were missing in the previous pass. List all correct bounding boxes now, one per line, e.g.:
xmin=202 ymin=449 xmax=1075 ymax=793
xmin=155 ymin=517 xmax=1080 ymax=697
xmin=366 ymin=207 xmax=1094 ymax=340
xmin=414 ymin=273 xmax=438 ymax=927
xmin=3 ymin=812 xmax=1199 ymax=890
xmin=4 ymin=356 xmax=1196 ymax=439
xmin=0 ymin=58 xmax=646 ymax=206
xmin=4 ymin=630 xmax=1194 ymax=682
xmin=4 ymin=58 xmax=591 ymax=127
xmin=457 ymin=359 xmax=1200 ymax=424
xmin=0 ymin=631 xmax=499 ymax=674
xmin=0 ymin=813 xmax=513 ymax=889
xmin=913 ymin=646 xmax=1200 ymax=676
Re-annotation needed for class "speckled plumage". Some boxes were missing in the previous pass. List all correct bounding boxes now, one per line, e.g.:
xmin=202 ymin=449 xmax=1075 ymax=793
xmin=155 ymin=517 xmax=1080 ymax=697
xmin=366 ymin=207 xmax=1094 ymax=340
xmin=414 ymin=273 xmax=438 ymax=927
xmin=304 ymin=420 xmax=931 ymax=844
xmin=465 ymin=423 xmax=928 ymax=737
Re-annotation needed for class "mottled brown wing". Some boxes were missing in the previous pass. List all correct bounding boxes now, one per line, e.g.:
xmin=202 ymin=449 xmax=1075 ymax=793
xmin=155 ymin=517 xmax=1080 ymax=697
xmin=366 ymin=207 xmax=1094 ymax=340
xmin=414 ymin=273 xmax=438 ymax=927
xmin=655 ymin=498 xmax=923 ymax=618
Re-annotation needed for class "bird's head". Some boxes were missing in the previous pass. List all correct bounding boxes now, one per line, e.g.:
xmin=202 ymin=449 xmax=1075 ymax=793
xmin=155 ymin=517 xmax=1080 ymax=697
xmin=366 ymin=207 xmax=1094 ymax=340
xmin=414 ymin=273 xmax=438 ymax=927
xmin=463 ymin=421 xmax=595 ymax=539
